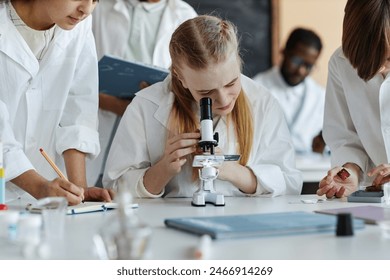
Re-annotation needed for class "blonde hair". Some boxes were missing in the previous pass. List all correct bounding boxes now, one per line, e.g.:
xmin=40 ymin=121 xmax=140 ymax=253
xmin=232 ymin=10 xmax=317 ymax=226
xmin=168 ymin=15 xmax=253 ymax=179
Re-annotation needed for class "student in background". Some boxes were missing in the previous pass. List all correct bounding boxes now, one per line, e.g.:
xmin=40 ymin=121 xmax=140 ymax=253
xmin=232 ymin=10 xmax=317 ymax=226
xmin=103 ymin=15 xmax=302 ymax=198
xmin=253 ymin=28 xmax=325 ymax=154
xmin=0 ymin=0 xmax=112 ymax=205
xmin=89 ymin=0 xmax=197 ymax=186
xmin=318 ymin=0 xmax=390 ymax=198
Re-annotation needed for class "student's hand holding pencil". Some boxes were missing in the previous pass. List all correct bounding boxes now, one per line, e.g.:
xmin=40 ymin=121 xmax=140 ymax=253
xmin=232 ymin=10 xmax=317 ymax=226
xmin=10 ymin=170 xmax=84 ymax=206
xmin=41 ymin=148 xmax=115 ymax=203
xmin=39 ymin=148 xmax=85 ymax=205
xmin=42 ymin=178 xmax=85 ymax=206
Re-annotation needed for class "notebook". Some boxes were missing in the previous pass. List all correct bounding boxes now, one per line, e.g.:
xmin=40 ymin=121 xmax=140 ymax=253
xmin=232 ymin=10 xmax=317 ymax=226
xmin=66 ymin=202 xmax=138 ymax=215
xmin=315 ymin=205 xmax=390 ymax=224
xmin=26 ymin=201 xmax=139 ymax=215
xmin=164 ymin=211 xmax=365 ymax=239
xmin=98 ymin=55 xmax=169 ymax=99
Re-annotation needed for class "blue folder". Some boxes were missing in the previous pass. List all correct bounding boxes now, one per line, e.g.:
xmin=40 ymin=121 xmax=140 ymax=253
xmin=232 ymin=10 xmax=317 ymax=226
xmin=98 ymin=55 xmax=169 ymax=99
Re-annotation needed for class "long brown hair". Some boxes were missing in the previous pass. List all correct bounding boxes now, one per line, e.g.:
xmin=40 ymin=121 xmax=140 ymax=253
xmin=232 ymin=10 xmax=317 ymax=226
xmin=168 ymin=15 xmax=253 ymax=179
xmin=342 ymin=0 xmax=390 ymax=81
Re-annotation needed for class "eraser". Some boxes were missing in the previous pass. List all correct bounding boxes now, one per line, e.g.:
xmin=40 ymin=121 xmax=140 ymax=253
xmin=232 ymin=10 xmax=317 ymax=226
xmin=0 ymin=204 xmax=8 ymax=211
xmin=337 ymin=168 xmax=350 ymax=180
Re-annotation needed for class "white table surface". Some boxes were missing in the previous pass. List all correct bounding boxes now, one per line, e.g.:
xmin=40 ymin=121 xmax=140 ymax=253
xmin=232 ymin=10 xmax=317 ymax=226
xmin=2 ymin=195 xmax=390 ymax=260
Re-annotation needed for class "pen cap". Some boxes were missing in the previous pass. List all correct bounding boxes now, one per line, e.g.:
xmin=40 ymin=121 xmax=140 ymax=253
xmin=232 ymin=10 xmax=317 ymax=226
xmin=336 ymin=213 xmax=354 ymax=236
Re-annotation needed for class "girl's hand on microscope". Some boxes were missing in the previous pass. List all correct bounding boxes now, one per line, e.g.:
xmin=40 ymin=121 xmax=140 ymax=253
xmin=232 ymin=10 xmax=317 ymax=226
xmin=161 ymin=132 xmax=200 ymax=176
xmin=143 ymin=132 xmax=201 ymax=195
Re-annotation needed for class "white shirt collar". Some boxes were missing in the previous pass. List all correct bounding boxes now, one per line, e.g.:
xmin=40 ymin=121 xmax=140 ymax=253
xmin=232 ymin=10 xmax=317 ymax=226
xmin=127 ymin=0 xmax=167 ymax=12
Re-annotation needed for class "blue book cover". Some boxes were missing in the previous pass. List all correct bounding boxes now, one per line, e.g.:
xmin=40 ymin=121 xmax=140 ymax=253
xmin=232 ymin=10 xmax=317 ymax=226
xmin=98 ymin=55 xmax=169 ymax=99
xmin=164 ymin=211 xmax=365 ymax=239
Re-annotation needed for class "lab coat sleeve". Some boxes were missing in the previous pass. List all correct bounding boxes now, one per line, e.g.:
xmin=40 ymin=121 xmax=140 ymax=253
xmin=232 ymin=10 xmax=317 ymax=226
xmin=102 ymin=97 xmax=154 ymax=198
xmin=0 ymin=102 xmax=34 ymax=180
xmin=247 ymin=98 xmax=302 ymax=196
xmin=56 ymin=19 xmax=100 ymax=159
xmin=323 ymin=54 xmax=369 ymax=171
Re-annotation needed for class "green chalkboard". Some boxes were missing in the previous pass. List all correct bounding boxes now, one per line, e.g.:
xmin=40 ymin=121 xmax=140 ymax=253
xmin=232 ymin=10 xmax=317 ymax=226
xmin=185 ymin=0 xmax=275 ymax=77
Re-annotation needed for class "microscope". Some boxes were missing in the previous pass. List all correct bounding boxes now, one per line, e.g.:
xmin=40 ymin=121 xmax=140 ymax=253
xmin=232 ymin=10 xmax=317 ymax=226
xmin=192 ymin=97 xmax=239 ymax=206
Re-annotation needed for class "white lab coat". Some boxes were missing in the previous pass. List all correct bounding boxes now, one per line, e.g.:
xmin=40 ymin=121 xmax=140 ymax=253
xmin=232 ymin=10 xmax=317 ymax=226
xmin=0 ymin=4 xmax=99 ymax=199
xmin=92 ymin=0 xmax=197 ymax=65
xmin=324 ymin=47 xmax=390 ymax=184
xmin=253 ymin=66 xmax=325 ymax=154
xmin=88 ymin=0 xmax=197 ymax=185
xmin=103 ymin=75 xmax=302 ymax=197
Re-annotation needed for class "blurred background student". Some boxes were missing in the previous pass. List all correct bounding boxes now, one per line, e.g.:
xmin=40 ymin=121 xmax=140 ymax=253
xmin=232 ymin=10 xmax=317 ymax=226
xmin=318 ymin=0 xmax=390 ymax=198
xmin=253 ymin=28 xmax=326 ymax=155
xmin=0 ymin=0 xmax=112 ymax=205
xmin=89 ymin=0 xmax=197 ymax=186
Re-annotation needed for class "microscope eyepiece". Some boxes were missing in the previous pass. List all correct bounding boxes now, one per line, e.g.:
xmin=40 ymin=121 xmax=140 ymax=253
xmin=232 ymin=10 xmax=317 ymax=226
xmin=200 ymin=97 xmax=212 ymax=121
xmin=199 ymin=97 xmax=217 ymax=154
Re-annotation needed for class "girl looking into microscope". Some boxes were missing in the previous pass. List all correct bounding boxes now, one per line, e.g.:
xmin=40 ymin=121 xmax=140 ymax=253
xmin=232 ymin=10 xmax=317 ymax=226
xmin=103 ymin=15 xmax=302 ymax=198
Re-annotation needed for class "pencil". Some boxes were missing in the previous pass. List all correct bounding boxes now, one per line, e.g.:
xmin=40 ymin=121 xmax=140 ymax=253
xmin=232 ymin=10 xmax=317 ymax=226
xmin=39 ymin=148 xmax=67 ymax=180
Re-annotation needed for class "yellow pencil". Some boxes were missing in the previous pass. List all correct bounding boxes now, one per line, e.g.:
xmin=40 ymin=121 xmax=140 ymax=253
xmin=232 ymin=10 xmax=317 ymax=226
xmin=39 ymin=148 xmax=67 ymax=180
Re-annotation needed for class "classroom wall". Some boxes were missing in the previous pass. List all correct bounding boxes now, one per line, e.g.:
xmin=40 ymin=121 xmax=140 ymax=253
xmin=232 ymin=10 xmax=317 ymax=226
xmin=278 ymin=0 xmax=348 ymax=86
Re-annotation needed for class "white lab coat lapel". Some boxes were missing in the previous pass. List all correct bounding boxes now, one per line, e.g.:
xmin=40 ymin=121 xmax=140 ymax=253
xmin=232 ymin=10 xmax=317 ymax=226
xmin=286 ymin=79 xmax=324 ymax=152
xmin=155 ymin=0 xmax=177 ymax=42
xmin=0 ymin=12 xmax=38 ymax=78
xmin=38 ymin=27 xmax=71 ymax=70
xmin=92 ymin=0 xmax=130 ymax=59
xmin=0 ymin=8 xmax=73 ymax=75
xmin=289 ymin=82 xmax=308 ymax=133
xmin=113 ymin=0 xmax=130 ymax=22
xmin=153 ymin=0 xmax=177 ymax=67
xmin=140 ymin=77 xmax=174 ymax=130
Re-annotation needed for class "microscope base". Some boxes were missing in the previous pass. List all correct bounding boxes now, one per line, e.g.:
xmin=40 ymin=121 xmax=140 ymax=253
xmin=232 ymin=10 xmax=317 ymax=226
xmin=191 ymin=192 xmax=225 ymax=207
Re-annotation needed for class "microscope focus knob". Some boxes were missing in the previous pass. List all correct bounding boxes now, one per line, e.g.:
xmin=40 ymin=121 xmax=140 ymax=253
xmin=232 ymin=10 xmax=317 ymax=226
xmin=213 ymin=132 xmax=219 ymax=144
